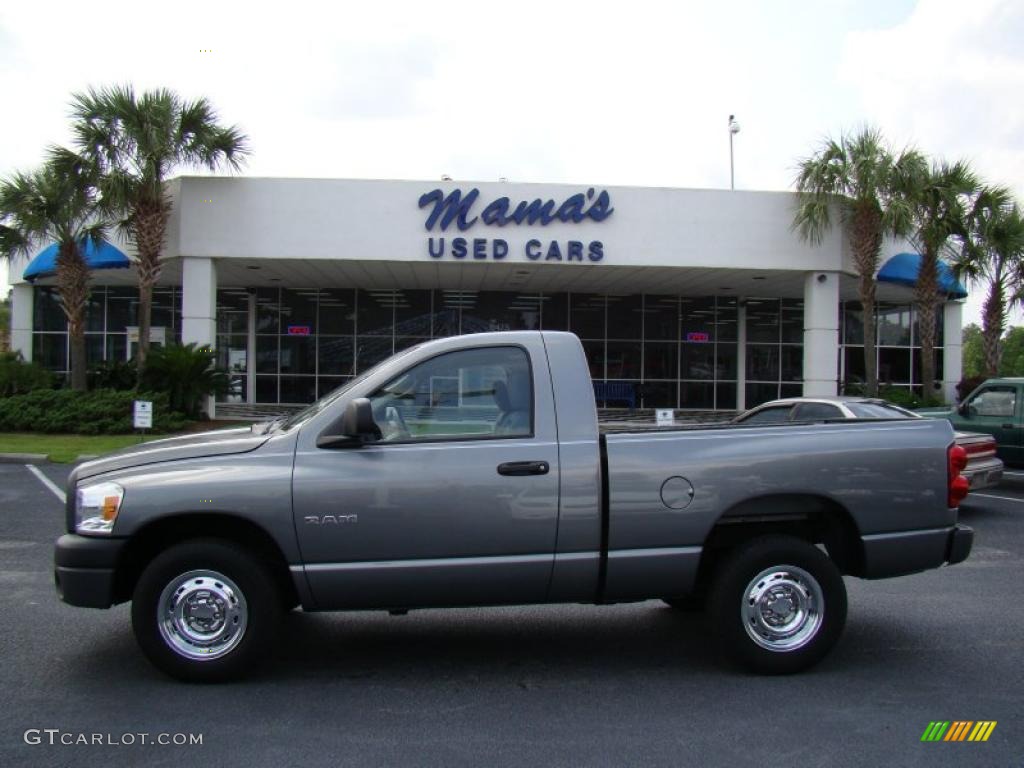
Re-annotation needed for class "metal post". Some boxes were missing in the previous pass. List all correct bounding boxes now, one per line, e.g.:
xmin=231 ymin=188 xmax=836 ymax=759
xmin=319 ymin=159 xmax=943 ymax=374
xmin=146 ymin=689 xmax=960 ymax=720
xmin=728 ymin=114 xmax=740 ymax=190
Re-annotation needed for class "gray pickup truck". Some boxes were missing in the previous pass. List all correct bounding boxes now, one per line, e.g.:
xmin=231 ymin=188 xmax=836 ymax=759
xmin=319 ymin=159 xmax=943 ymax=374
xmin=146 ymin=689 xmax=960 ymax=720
xmin=55 ymin=331 xmax=974 ymax=681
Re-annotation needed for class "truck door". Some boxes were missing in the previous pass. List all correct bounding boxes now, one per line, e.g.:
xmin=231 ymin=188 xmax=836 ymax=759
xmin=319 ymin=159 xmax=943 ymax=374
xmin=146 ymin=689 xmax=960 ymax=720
xmin=958 ymin=384 xmax=1023 ymax=463
xmin=292 ymin=342 xmax=560 ymax=609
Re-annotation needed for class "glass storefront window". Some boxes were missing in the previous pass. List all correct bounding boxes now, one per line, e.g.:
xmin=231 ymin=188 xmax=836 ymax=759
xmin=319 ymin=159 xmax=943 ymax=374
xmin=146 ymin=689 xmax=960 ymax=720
xmin=878 ymin=304 xmax=911 ymax=346
xmin=357 ymin=289 xmax=396 ymax=336
xmin=644 ymin=295 xmax=678 ymax=340
xmin=466 ymin=292 xmax=542 ymax=331
xmin=280 ymin=336 xmax=316 ymax=375
xmin=681 ymin=298 xmax=715 ymax=340
xmin=394 ymin=290 xmax=432 ymax=337
xmin=644 ymin=342 xmax=677 ymax=380
xmin=745 ymin=298 xmax=780 ymax=343
xmin=680 ymin=381 xmax=714 ymax=409
xmin=33 ymin=287 xmax=66 ymax=331
xmin=106 ymin=287 xmax=138 ymax=332
xmin=716 ymin=298 xmax=739 ymax=343
xmin=33 ymin=334 xmax=67 ymax=370
xmin=540 ymin=293 xmax=568 ymax=331
xmin=605 ymin=341 xmax=641 ymax=379
xmin=569 ymin=294 xmax=605 ymax=339
xmin=682 ymin=343 xmax=716 ymax=380
xmin=85 ymin=289 xmax=105 ymax=332
xmin=318 ymin=337 xmax=355 ymax=376
xmin=280 ymin=376 xmax=317 ymax=404
xmin=319 ymin=289 xmax=355 ymax=336
xmin=255 ymin=288 xmax=280 ymax=334
xmin=747 ymin=345 xmax=780 ymax=382
xmin=217 ymin=290 xmax=250 ymax=334
xmin=606 ymin=295 xmax=642 ymax=339
xmin=281 ymin=289 xmax=317 ymax=331
xmin=780 ymin=300 xmax=804 ymax=343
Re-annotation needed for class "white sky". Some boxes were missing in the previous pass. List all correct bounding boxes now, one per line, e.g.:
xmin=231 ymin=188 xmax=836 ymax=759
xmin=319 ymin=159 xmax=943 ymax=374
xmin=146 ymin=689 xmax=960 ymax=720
xmin=2 ymin=0 xmax=1023 ymax=326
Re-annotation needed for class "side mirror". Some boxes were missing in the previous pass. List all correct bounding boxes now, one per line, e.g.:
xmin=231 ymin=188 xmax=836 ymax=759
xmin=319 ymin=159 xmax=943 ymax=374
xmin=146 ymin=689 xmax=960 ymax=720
xmin=316 ymin=398 xmax=382 ymax=449
xmin=957 ymin=402 xmax=970 ymax=417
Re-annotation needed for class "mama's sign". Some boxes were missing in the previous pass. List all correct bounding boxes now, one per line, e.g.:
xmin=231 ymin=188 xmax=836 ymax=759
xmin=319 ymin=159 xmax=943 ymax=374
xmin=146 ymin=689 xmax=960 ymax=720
xmin=418 ymin=187 xmax=613 ymax=262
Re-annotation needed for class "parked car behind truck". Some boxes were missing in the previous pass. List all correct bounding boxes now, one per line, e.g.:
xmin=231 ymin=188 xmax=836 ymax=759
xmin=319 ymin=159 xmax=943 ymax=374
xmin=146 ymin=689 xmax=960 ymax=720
xmin=736 ymin=396 xmax=1004 ymax=490
xmin=55 ymin=332 xmax=974 ymax=681
xmin=918 ymin=377 xmax=1024 ymax=465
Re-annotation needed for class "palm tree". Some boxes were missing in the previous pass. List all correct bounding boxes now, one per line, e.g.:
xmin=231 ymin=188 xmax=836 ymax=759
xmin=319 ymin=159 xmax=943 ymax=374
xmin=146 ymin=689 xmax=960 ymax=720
xmin=793 ymin=128 xmax=924 ymax=396
xmin=908 ymin=160 xmax=981 ymax=399
xmin=953 ymin=188 xmax=1024 ymax=376
xmin=0 ymin=156 xmax=107 ymax=390
xmin=68 ymin=84 xmax=249 ymax=375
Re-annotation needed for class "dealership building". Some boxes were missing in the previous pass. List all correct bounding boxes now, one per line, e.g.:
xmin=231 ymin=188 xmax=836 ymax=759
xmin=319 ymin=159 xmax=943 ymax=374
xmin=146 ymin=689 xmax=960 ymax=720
xmin=6 ymin=177 xmax=966 ymax=415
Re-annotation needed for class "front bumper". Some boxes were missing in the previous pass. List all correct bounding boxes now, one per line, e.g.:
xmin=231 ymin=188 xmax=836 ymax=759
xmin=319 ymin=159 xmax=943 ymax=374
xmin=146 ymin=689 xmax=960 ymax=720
xmin=54 ymin=534 xmax=127 ymax=608
xmin=860 ymin=524 xmax=974 ymax=579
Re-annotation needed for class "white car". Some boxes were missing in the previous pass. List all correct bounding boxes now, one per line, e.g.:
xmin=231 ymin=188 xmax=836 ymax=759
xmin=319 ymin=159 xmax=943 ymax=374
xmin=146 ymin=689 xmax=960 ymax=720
xmin=736 ymin=396 xmax=1003 ymax=491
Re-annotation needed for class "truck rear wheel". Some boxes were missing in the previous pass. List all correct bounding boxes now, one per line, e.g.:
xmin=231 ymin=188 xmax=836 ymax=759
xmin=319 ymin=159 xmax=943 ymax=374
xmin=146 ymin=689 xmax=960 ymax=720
xmin=131 ymin=539 xmax=282 ymax=682
xmin=708 ymin=535 xmax=846 ymax=674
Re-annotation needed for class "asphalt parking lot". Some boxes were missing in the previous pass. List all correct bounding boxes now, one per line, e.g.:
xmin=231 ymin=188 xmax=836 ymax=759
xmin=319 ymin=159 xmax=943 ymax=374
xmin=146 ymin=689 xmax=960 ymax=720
xmin=1 ymin=461 xmax=1022 ymax=768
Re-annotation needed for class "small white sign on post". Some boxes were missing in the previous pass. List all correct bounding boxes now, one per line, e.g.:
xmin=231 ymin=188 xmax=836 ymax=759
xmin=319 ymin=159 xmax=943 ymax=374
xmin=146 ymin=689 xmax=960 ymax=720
xmin=133 ymin=400 xmax=153 ymax=430
xmin=655 ymin=408 xmax=675 ymax=426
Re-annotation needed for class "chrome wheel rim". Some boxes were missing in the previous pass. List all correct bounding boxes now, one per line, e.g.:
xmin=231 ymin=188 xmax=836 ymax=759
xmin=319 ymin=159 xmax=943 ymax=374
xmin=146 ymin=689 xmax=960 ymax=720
xmin=742 ymin=564 xmax=824 ymax=652
xmin=157 ymin=570 xmax=248 ymax=661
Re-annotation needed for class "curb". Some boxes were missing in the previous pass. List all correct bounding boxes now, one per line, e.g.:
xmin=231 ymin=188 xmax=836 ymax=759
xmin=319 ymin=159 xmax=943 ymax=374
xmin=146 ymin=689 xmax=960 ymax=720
xmin=0 ymin=453 xmax=49 ymax=464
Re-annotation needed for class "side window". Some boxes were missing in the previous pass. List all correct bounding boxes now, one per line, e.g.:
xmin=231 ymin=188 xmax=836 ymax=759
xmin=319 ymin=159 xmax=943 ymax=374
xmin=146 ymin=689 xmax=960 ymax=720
xmin=792 ymin=402 xmax=844 ymax=421
xmin=967 ymin=387 xmax=1016 ymax=418
xmin=369 ymin=346 xmax=533 ymax=442
xmin=739 ymin=405 xmax=794 ymax=424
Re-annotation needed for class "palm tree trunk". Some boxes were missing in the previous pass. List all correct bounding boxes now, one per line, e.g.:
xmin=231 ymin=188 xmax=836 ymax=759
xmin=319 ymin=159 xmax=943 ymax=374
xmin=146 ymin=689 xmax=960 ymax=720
xmin=132 ymin=202 xmax=170 ymax=382
xmin=850 ymin=207 xmax=882 ymax=397
xmin=981 ymin=279 xmax=1005 ymax=376
xmin=915 ymin=247 xmax=940 ymax=401
xmin=860 ymin=274 xmax=878 ymax=397
xmin=55 ymin=243 xmax=91 ymax=391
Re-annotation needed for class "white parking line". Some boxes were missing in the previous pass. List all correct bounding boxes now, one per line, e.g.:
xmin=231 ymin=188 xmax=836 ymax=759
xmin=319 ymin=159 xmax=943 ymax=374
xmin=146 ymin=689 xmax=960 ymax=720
xmin=967 ymin=492 xmax=1024 ymax=503
xmin=26 ymin=464 xmax=66 ymax=504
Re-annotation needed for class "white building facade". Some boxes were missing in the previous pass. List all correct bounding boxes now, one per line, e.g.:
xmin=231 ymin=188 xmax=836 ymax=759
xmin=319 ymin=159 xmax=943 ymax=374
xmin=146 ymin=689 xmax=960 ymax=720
xmin=7 ymin=177 xmax=964 ymax=413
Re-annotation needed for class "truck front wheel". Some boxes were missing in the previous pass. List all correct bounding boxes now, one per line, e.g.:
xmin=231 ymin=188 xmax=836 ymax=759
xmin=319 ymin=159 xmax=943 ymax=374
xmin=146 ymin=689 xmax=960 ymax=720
xmin=708 ymin=535 xmax=847 ymax=674
xmin=131 ymin=539 xmax=282 ymax=682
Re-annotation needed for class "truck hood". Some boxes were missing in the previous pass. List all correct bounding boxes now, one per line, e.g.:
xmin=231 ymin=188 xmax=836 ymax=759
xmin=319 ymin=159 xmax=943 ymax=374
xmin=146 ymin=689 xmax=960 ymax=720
xmin=71 ymin=426 xmax=271 ymax=482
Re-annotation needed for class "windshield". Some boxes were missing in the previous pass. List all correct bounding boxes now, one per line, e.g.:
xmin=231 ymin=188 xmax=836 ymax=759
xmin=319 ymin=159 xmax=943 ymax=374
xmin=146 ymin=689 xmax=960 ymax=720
xmin=269 ymin=344 xmax=423 ymax=432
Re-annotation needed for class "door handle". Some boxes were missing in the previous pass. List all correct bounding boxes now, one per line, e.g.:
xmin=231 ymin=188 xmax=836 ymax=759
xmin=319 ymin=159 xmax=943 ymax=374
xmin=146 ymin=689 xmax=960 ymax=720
xmin=1002 ymin=423 xmax=1013 ymax=429
xmin=497 ymin=461 xmax=550 ymax=476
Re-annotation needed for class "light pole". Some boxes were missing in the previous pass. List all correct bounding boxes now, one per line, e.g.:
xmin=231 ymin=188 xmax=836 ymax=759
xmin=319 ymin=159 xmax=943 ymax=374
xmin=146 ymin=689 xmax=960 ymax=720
xmin=728 ymin=114 xmax=740 ymax=190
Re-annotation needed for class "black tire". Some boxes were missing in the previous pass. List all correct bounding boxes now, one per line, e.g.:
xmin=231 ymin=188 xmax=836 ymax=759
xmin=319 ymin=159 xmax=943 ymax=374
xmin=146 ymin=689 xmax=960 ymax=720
xmin=662 ymin=595 xmax=705 ymax=612
xmin=131 ymin=538 xmax=282 ymax=682
xmin=708 ymin=535 xmax=847 ymax=674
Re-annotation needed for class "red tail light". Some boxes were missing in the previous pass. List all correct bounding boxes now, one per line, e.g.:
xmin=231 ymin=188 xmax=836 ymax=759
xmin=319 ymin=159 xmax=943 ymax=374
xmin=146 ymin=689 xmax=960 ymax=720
xmin=948 ymin=444 xmax=969 ymax=507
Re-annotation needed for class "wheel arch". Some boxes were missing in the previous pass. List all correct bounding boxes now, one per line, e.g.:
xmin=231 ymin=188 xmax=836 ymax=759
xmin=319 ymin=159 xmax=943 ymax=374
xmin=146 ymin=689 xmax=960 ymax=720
xmin=699 ymin=493 xmax=865 ymax=580
xmin=112 ymin=512 xmax=298 ymax=608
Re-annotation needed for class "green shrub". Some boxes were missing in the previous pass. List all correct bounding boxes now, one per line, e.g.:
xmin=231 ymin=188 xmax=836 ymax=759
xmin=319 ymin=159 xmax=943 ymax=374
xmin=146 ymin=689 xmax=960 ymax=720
xmin=88 ymin=358 xmax=139 ymax=391
xmin=0 ymin=389 xmax=188 ymax=434
xmin=141 ymin=343 xmax=228 ymax=418
xmin=0 ymin=351 xmax=54 ymax=396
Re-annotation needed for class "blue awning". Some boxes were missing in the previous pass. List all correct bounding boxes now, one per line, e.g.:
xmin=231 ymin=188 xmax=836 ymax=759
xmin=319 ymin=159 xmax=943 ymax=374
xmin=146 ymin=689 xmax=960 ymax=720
xmin=22 ymin=239 xmax=130 ymax=281
xmin=877 ymin=252 xmax=968 ymax=300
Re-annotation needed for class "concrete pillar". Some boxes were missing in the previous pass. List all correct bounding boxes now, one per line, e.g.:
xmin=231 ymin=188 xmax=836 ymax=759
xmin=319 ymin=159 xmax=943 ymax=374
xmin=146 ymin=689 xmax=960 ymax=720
xmin=181 ymin=257 xmax=217 ymax=417
xmin=942 ymin=301 xmax=963 ymax=404
xmin=10 ymin=283 xmax=34 ymax=361
xmin=802 ymin=271 xmax=840 ymax=397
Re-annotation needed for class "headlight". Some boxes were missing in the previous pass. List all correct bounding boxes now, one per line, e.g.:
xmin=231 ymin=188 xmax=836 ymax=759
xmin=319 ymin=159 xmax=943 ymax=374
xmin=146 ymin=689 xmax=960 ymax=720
xmin=75 ymin=482 xmax=124 ymax=534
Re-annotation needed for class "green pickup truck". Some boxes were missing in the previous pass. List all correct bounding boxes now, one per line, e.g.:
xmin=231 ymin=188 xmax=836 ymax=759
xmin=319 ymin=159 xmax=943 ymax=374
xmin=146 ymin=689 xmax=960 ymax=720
xmin=920 ymin=378 xmax=1024 ymax=465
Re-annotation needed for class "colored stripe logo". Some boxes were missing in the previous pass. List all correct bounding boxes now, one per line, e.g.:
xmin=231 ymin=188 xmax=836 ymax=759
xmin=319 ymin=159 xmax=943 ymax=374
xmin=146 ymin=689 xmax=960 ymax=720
xmin=921 ymin=721 xmax=997 ymax=742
